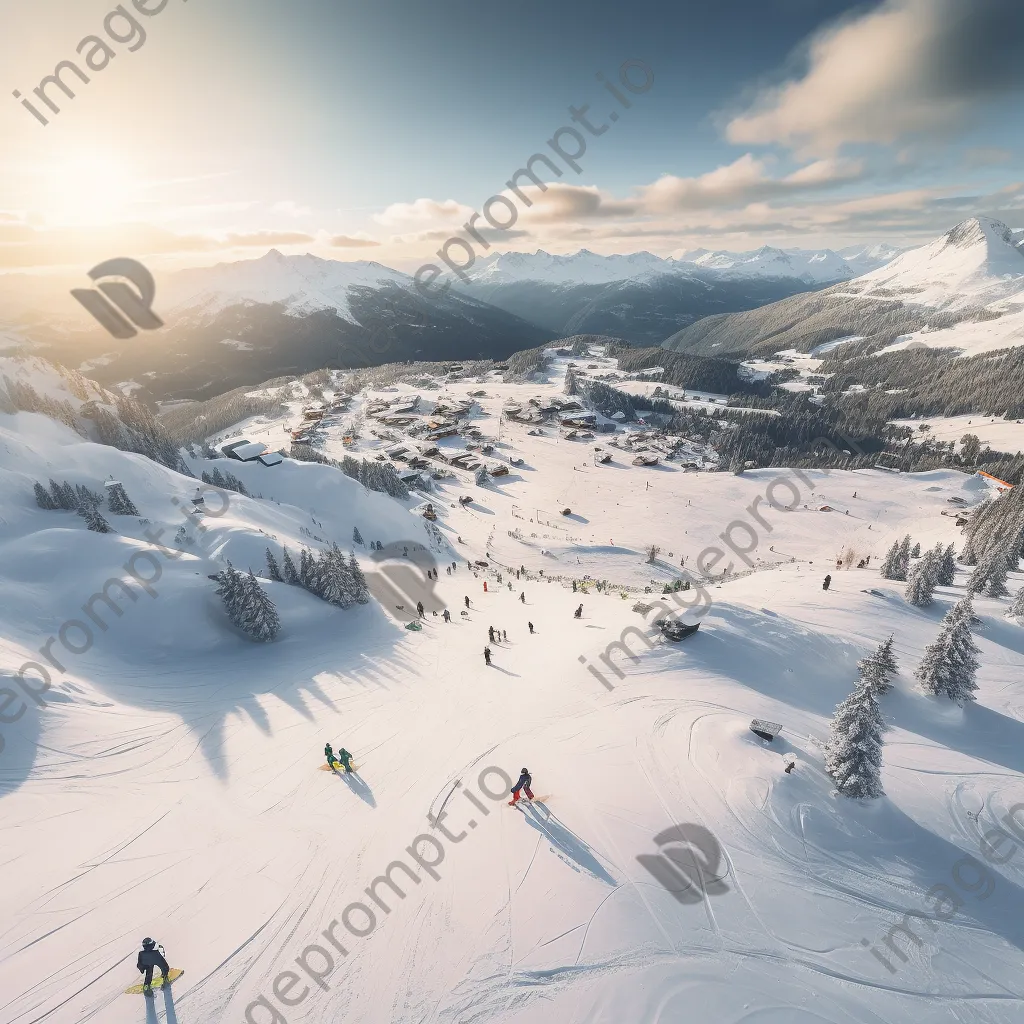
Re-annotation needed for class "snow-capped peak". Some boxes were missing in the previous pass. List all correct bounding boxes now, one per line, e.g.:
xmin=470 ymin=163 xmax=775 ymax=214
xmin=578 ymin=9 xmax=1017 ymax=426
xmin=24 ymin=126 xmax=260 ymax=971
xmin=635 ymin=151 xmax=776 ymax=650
xmin=162 ymin=251 xmax=413 ymax=322
xmin=849 ymin=217 xmax=1024 ymax=309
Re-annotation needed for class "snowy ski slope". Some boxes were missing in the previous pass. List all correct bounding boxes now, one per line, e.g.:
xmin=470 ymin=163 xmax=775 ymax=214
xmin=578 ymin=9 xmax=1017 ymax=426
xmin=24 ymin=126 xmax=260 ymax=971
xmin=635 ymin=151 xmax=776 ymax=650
xmin=1 ymin=356 xmax=1023 ymax=1024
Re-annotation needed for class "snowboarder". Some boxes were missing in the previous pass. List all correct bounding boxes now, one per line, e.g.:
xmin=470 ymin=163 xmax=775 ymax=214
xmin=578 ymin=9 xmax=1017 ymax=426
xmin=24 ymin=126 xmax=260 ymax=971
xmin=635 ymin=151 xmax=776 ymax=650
xmin=574 ymin=603 xmax=583 ymax=619
xmin=509 ymin=768 xmax=534 ymax=805
xmin=519 ymin=592 xmax=525 ymax=604
xmin=823 ymin=574 xmax=832 ymax=591
xmin=484 ymin=646 xmax=492 ymax=666
xmin=528 ymin=621 xmax=534 ymax=634
xmin=488 ymin=626 xmax=495 ymax=643
xmin=417 ymin=601 xmax=425 ymax=618
xmin=465 ymin=596 xmax=470 ymax=609
xmin=336 ymin=747 xmax=353 ymax=772
xmin=137 ymin=938 xmax=170 ymax=994
xmin=443 ymin=609 xmax=451 ymax=622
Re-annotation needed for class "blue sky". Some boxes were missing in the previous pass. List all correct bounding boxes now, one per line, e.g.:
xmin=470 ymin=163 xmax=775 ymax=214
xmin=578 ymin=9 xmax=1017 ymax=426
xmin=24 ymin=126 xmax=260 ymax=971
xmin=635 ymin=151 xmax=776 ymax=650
xmin=0 ymin=0 xmax=1021 ymax=271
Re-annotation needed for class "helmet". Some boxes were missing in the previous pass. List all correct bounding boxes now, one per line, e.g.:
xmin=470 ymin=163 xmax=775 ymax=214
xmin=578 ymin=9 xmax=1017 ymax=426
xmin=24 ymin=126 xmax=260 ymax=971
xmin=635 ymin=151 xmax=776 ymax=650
xmin=142 ymin=937 xmax=156 ymax=949
xmin=521 ymin=768 xmax=528 ymax=774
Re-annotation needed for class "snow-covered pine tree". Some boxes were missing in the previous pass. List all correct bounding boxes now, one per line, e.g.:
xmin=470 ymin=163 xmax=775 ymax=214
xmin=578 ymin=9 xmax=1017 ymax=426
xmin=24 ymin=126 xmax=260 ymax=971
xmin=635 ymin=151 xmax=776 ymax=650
xmin=858 ymin=635 xmax=898 ymax=697
xmin=77 ymin=500 xmax=114 ymax=533
xmin=299 ymin=548 xmax=313 ymax=588
xmin=1008 ymin=587 xmax=1024 ymax=622
xmin=352 ymin=526 xmax=364 ymax=546
xmin=911 ymin=542 xmax=921 ymax=558
xmin=348 ymin=552 xmax=369 ymax=603
xmin=265 ymin=548 xmax=283 ymax=582
xmin=106 ymin=483 xmax=140 ymax=516
xmin=897 ymin=535 xmax=912 ymax=577
xmin=967 ymin=555 xmax=996 ymax=595
xmin=281 ymin=547 xmax=299 ymax=584
xmin=880 ymin=542 xmax=903 ymax=581
xmin=474 ymin=466 xmax=489 ymax=487
xmin=49 ymin=479 xmax=69 ymax=509
xmin=564 ymin=364 xmax=579 ymax=395
xmin=905 ymin=552 xmax=937 ymax=607
xmin=936 ymin=544 xmax=957 ymax=586
xmin=915 ymin=597 xmax=980 ymax=704
xmin=34 ymin=481 xmax=58 ymax=509
xmin=75 ymin=484 xmax=103 ymax=509
xmin=983 ymin=552 xmax=1010 ymax=597
xmin=825 ymin=684 xmax=886 ymax=799
xmin=237 ymin=571 xmax=281 ymax=641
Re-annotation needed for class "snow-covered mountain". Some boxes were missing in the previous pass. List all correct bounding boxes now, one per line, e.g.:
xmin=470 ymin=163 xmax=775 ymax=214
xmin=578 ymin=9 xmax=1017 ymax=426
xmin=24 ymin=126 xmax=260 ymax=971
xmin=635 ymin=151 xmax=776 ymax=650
xmin=162 ymin=250 xmax=413 ymax=322
xmin=4 ymin=252 xmax=551 ymax=401
xmin=664 ymin=217 xmax=1024 ymax=359
xmin=845 ymin=217 xmax=1024 ymax=310
xmin=466 ymin=242 xmax=900 ymax=290
xmin=465 ymin=248 xmax=667 ymax=287
xmin=674 ymin=245 xmax=868 ymax=285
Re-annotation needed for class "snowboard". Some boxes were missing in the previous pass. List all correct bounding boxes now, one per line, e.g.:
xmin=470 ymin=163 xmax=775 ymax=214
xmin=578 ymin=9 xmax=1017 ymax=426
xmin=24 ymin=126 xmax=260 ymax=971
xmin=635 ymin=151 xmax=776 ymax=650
xmin=125 ymin=969 xmax=184 ymax=995
xmin=319 ymin=762 xmax=358 ymax=772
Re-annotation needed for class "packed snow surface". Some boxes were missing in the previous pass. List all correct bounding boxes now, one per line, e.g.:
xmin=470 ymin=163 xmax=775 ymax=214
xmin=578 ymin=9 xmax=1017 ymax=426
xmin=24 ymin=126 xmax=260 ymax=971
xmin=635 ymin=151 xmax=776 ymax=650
xmin=2 ymin=354 xmax=1024 ymax=1024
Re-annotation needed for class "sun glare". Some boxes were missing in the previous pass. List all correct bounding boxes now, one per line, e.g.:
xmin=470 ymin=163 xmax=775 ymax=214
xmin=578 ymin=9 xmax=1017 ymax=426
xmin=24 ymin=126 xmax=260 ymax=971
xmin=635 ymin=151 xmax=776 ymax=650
xmin=41 ymin=151 xmax=139 ymax=225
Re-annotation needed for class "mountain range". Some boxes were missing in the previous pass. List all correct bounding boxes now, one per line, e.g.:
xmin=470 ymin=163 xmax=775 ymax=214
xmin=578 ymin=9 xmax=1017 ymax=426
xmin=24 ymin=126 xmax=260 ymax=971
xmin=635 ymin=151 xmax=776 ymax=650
xmin=662 ymin=217 xmax=1024 ymax=360
xmin=0 ymin=221 xmax=1020 ymax=401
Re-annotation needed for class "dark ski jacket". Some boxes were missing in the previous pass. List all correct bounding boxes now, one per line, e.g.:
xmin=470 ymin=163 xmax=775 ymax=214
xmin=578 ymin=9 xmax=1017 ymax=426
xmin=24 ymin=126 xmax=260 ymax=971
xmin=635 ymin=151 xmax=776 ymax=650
xmin=138 ymin=948 xmax=169 ymax=973
xmin=512 ymin=770 xmax=532 ymax=793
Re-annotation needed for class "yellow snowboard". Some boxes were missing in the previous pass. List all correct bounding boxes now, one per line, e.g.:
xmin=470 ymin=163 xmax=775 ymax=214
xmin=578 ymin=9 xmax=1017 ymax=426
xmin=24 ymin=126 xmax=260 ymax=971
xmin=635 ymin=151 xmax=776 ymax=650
xmin=125 ymin=968 xmax=184 ymax=994
xmin=319 ymin=762 xmax=358 ymax=772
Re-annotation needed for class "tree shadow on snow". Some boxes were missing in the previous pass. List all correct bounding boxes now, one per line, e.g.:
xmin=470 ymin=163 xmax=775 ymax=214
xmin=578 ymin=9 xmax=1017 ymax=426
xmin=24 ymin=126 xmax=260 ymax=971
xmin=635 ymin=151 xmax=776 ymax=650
xmin=521 ymin=801 xmax=616 ymax=885
xmin=677 ymin=605 xmax=863 ymax=720
xmin=837 ymin=800 xmax=1024 ymax=962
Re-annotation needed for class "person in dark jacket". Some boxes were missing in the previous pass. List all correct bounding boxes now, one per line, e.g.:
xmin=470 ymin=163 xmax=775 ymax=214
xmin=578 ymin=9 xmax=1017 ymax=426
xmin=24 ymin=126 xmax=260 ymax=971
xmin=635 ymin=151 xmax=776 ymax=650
xmin=137 ymin=938 xmax=170 ymax=993
xmin=488 ymin=626 xmax=495 ymax=643
xmin=417 ymin=600 xmax=425 ymax=618
xmin=325 ymin=742 xmax=337 ymax=768
xmin=443 ymin=609 xmax=451 ymax=622
xmin=528 ymin=621 xmax=534 ymax=634
xmin=509 ymin=768 xmax=533 ymax=804
xmin=823 ymin=574 xmax=831 ymax=591
xmin=484 ymin=646 xmax=491 ymax=666
xmin=465 ymin=595 xmax=471 ymax=609
xmin=574 ymin=603 xmax=583 ymax=618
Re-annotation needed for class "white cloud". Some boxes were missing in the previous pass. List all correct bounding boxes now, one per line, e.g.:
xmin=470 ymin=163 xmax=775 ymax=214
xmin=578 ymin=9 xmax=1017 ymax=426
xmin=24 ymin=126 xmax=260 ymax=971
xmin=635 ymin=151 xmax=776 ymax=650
xmin=373 ymin=198 xmax=474 ymax=229
xmin=726 ymin=0 xmax=1024 ymax=155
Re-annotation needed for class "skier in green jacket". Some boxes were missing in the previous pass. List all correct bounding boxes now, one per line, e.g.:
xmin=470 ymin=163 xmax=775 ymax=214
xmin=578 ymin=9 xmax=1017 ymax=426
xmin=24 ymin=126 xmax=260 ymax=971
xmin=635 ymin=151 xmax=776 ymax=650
xmin=337 ymin=747 xmax=353 ymax=772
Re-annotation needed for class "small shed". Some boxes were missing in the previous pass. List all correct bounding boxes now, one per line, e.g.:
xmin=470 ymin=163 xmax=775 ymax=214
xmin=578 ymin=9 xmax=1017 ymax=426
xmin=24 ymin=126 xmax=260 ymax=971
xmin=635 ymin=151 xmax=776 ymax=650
xmin=750 ymin=719 xmax=782 ymax=742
